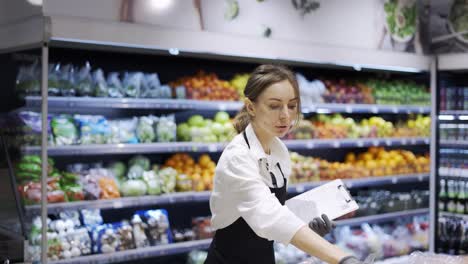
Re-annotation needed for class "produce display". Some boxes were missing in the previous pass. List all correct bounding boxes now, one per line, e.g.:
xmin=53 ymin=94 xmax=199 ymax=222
xmin=16 ymin=62 xmax=172 ymax=98
xmin=177 ymin=111 xmax=236 ymax=143
xmin=15 ymin=62 xmax=430 ymax=106
xmin=27 ymin=208 xmax=173 ymax=262
xmin=169 ymin=71 xmax=239 ymax=101
xmin=164 ymin=153 xmax=216 ymax=191
xmin=353 ymin=190 xmax=429 ymax=217
xmin=289 ymin=147 xmax=430 ymax=183
xmin=287 ymin=114 xmax=430 ymax=140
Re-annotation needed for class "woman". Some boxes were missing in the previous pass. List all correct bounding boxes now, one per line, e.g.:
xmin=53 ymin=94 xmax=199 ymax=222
xmin=205 ymin=65 xmax=374 ymax=264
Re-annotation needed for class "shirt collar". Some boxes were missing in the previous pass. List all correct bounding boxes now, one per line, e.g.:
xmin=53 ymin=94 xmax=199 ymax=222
xmin=245 ymin=123 xmax=282 ymax=161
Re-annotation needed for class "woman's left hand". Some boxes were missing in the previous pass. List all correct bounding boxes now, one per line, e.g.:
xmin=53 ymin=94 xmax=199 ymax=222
xmin=308 ymin=214 xmax=336 ymax=237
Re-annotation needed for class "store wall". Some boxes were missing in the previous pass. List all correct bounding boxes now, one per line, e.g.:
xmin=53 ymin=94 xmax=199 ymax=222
xmin=38 ymin=0 xmax=423 ymax=53
xmin=0 ymin=0 xmax=42 ymax=24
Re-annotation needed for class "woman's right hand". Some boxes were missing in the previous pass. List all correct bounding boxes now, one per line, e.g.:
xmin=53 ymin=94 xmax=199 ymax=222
xmin=339 ymin=255 xmax=375 ymax=264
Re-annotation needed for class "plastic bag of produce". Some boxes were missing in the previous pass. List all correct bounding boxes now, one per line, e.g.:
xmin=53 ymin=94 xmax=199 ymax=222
xmin=140 ymin=73 xmax=161 ymax=98
xmin=75 ymin=62 xmax=93 ymax=96
xmin=129 ymin=155 xmax=151 ymax=171
xmin=92 ymin=68 xmax=108 ymax=97
xmin=158 ymin=167 xmax=177 ymax=193
xmin=174 ymin=85 xmax=186 ymax=99
xmin=51 ymin=115 xmax=78 ymax=145
xmin=16 ymin=61 xmax=40 ymax=96
xmin=58 ymin=64 xmax=76 ymax=96
xmin=80 ymin=209 xmax=103 ymax=226
xmin=136 ymin=116 xmax=156 ymax=143
xmin=131 ymin=214 xmax=150 ymax=248
xmin=143 ymin=170 xmax=163 ymax=195
xmin=406 ymin=251 xmax=465 ymax=264
xmin=92 ymin=224 xmax=121 ymax=254
xmin=122 ymin=72 xmax=143 ymax=98
xmin=5 ymin=111 xmax=53 ymax=148
xmin=156 ymin=115 xmax=176 ymax=142
xmin=136 ymin=209 xmax=172 ymax=246
xmin=107 ymin=72 xmax=124 ymax=98
xmin=61 ymin=227 xmax=92 ymax=258
xmin=74 ymin=115 xmax=111 ymax=144
xmin=118 ymin=118 xmax=139 ymax=143
xmin=47 ymin=63 xmax=61 ymax=96
xmin=187 ymin=250 xmax=208 ymax=264
xmin=121 ymin=179 xmax=147 ymax=196
xmin=80 ymin=174 xmax=101 ymax=200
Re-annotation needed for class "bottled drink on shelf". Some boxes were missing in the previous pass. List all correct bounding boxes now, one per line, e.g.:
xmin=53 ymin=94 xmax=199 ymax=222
xmin=439 ymin=179 xmax=447 ymax=212
xmin=437 ymin=216 xmax=468 ymax=255
xmin=441 ymin=87 xmax=468 ymax=110
xmin=447 ymin=180 xmax=458 ymax=213
xmin=457 ymin=180 xmax=466 ymax=214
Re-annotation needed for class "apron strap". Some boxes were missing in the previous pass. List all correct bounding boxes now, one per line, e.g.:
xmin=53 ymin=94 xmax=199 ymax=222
xmin=242 ymin=131 xmax=250 ymax=149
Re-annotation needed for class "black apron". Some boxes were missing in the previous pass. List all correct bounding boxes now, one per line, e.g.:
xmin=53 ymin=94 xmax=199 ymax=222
xmin=205 ymin=132 xmax=287 ymax=264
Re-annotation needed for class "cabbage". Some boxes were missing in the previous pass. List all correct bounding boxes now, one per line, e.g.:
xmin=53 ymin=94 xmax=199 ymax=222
xmin=129 ymin=155 xmax=150 ymax=171
xmin=120 ymin=179 xmax=147 ymax=196
xmin=143 ymin=171 xmax=162 ymax=195
xmin=127 ymin=165 xmax=145 ymax=179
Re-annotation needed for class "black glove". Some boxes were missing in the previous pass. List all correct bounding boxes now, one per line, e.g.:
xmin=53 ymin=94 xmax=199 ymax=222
xmin=339 ymin=255 xmax=375 ymax=264
xmin=308 ymin=214 xmax=336 ymax=237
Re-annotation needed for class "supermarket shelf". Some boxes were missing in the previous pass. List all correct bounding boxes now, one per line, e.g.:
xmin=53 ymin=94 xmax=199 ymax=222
xmin=25 ymin=174 xmax=428 ymax=215
xmin=288 ymin=173 xmax=429 ymax=194
xmin=22 ymin=137 xmax=430 ymax=156
xmin=439 ymin=212 xmax=468 ymax=220
xmin=24 ymin=96 xmax=243 ymax=111
xmin=336 ymin=208 xmax=429 ymax=226
xmin=49 ymin=239 xmax=212 ymax=264
xmin=283 ymin=137 xmax=430 ymax=150
xmin=24 ymin=96 xmax=430 ymax=114
xmin=439 ymin=110 xmax=468 ymax=116
xmin=25 ymin=191 xmax=211 ymax=215
xmin=439 ymin=140 xmax=468 ymax=147
xmin=303 ymin=103 xmax=429 ymax=114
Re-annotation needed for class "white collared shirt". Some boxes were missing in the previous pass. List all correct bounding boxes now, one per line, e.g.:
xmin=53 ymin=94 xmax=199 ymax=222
xmin=210 ymin=123 xmax=306 ymax=245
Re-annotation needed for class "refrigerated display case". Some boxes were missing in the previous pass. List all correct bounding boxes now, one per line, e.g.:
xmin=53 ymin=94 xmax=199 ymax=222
xmin=0 ymin=14 xmax=435 ymax=264
xmin=432 ymin=53 xmax=468 ymax=256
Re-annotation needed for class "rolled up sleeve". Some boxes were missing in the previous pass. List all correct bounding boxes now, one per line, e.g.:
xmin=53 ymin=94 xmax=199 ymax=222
xmin=222 ymin=150 xmax=306 ymax=245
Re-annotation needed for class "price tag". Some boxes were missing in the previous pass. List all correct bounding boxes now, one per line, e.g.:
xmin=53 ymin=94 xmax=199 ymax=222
xmin=419 ymin=107 xmax=424 ymax=113
xmin=306 ymin=142 xmax=315 ymax=149
xmin=418 ymin=175 xmax=424 ymax=181
xmin=391 ymin=177 xmax=398 ymax=184
xmin=392 ymin=107 xmax=398 ymax=113
xmin=424 ymin=139 xmax=430 ymax=144
xmin=332 ymin=141 xmax=340 ymax=148
xmin=385 ymin=139 xmax=392 ymax=146
xmin=296 ymin=185 xmax=305 ymax=193
xmin=401 ymin=139 xmax=407 ymax=145
xmin=218 ymin=104 xmax=227 ymax=111
xmin=410 ymin=138 xmax=417 ymax=144
xmin=347 ymin=182 xmax=353 ymax=188
xmin=113 ymin=200 xmax=123 ymax=209
xmin=208 ymin=144 xmax=218 ymax=152
xmin=372 ymin=140 xmax=380 ymax=146
xmin=371 ymin=106 xmax=379 ymax=114
xmin=357 ymin=140 xmax=364 ymax=147
xmin=345 ymin=106 xmax=353 ymax=113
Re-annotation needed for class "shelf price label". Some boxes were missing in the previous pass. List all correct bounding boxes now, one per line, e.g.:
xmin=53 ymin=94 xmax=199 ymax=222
xmin=371 ymin=106 xmax=379 ymax=114
xmin=113 ymin=200 xmax=123 ymax=209
xmin=332 ymin=141 xmax=340 ymax=148
xmin=385 ymin=139 xmax=392 ymax=146
xmin=356 ymin=140 xmax=364 ymax=147
xmin=392 ymin=107 xmax=398 ymax=113
xmin=218 ymin=104 xmax=227 ymax=111
xmin=208 ymin=144 xmax=218 ymax=152
xmin=296 ymin=185 xmax=305 ymax=193
xmin=372 ymin=140 xmax=380 ymax=146
xmin=306 ymin=141 xmax=315 ymax=149
xmin=391 ymin=177 xmax=398 ymax=184
xmin=345 ymin=106 xmax=353 ymax=113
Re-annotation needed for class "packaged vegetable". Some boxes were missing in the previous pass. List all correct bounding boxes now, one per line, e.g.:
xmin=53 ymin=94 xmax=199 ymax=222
xmin=120 ymin=179 xmax=147 ymax=196
xmin=115 ymin=221 xmax=135 ymax=251
xmin=122 ymin=72 xmax=143 ymax=98
xmin=5 ymin=111 xmax=53 ymax=148
xmin=136 ymin=116 xmax=156 ymax=143
xmin=16 ymin=61 xmax=40 ymax=96
xmin=48 ymin=63 xmax=61 ymax=96
xmin=137 ymin=209 xmax=172 ymax=246
xmin=107 ymin=72 xmax=124 ymax=98
xmin=140 ymin=73 xmax=161 ymax=98
xmin=92 ymin=69 xmax=108 ymax=97
xmin=158 ymin=167 xmax=177 ymax=193
xmin=75 ymin=62 xmax=93 ymax=96
xmin=92 ymin=224 xmax=120 ymax=253
xmin=131 ymin=215 xmax=150 ymax=248
xmin=58 ymin=64 xmax=76 ymax=96
xmin=156 ymin=115 xmax=176 ymax=142
xmin=118 ymin=118 xmax=139 ymax=143
xmin=51 ymin=115 xmax=78 ymax=146
xmin=74 ymin=115 xmax=111 ymax=144
xmin=80 ymin=209 xmax=103 ymax=226
xmin=128 ymin=155 xmax=151 ymax=171
xmin=80 ymin=174 xmax=101 ymax=200
xmin=98 ymin=176 xmax=120 ymax=199
xmin=143 ymin=170 xmax=163 ymax=195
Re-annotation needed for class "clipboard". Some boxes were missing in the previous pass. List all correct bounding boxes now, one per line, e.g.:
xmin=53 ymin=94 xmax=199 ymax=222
xmin=285 ymin=179 xmax=359 ymax=222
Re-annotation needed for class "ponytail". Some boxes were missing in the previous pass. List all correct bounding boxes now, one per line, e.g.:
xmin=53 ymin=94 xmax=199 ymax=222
xmin=233 ymin=106 xmax=251 ymax=134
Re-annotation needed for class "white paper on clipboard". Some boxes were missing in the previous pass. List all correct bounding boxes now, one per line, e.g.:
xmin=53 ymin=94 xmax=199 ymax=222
xmin=285 ymin=179 xmax=359 ymax=222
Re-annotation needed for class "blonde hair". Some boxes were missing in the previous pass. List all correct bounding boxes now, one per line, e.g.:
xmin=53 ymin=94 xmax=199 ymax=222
xmin=233 ymin=64 xmax=301 ymax=133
